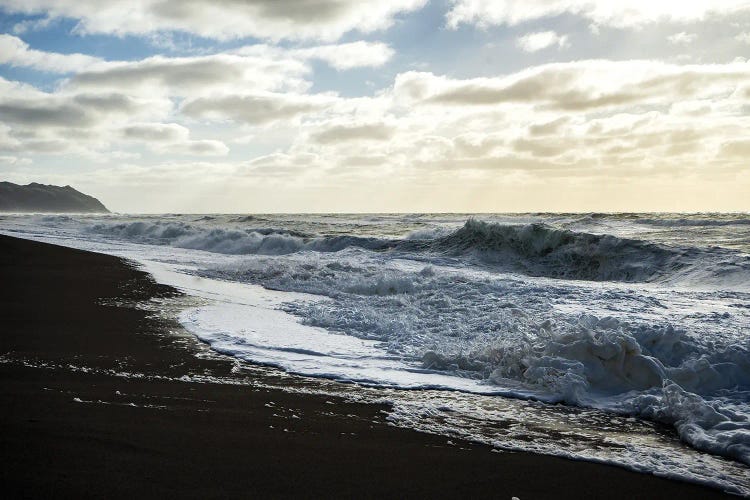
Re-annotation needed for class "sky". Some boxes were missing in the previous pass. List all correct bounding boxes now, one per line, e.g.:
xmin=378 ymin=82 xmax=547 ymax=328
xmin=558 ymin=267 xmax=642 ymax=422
xmin=1 ymin=1 xmax=749 ymax=213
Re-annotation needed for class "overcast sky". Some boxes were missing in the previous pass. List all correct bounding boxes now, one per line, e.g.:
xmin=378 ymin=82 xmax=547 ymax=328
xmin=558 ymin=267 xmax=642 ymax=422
xmin=1 ymin=1 xmax=749 ymax=212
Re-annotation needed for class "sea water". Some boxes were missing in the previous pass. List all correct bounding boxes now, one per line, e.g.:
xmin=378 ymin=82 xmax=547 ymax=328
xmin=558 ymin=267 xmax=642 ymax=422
xmin=2 ymin=213 xmax=749 ymax=494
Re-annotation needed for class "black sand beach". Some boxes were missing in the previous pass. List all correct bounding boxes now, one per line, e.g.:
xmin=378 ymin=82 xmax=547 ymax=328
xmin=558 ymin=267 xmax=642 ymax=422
xmin=0 ymin=234 xmax=732 ymax=499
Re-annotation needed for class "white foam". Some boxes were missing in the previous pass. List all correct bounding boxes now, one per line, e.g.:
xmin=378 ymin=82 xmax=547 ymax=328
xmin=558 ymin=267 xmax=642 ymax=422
xmin=143 ymin=261 xmax=499 ymax=391
xmin=143 ymin=250 xmax=750 ymax=468
xmin=180 ymin=303 xmax=495 ymax=391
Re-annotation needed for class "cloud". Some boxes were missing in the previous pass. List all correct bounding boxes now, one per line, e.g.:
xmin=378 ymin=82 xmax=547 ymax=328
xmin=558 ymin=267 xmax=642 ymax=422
xmin=1 ymin=0 xmax=427 ymax=41
xmin=72 ymin=94 xmax=166 ymax=115
xmin=0 ymin=34 xmax=104 ymax=73
xmin=70 ymin=54 xmax=310 ymax=96
xmin=254 ymin=58 xmax=750 ymax=184
xmin=247 ymin=152 xmax=324 ymax=172
xmin=121 ymin=123 xmax=190 ymax=142
xmin=0 ymin=83 xmax=171 ymax=131
xmin=516 ymin=31 xmax=569 ymax=52
xmin=393 ymin=60 xmax=750 ymax=111
xmin=234 ymin=41 xmax=394 ymax=71
xmin=0 ymin=78 xmax=220 ymax=157
xmin=0 ymin=39 xmax=363 ymax=158
xmin=0 ymin=155 xmax=32 ymax=165
xmin=3 ymin=37 xmax=750 ymax=208
xmin=1 ymin=34 xmax=395 ymax=87
xmin=120 ymin=123 xmax=228 ymax=156
xmin=160 ymin=139 xmax=229 ymax=156
xmin=309 ymin=122 xmax=395 ymax=144
xmin=66 ymin=42 xmax=390 ymax=100
xmin=0 ymin=99 xmax=98 ymax=127
xmin=0 ymin=91 xmax=164 ymax=130
xmin=719 ymin=139 xmax=750 ymax=157
xmin=291 ymin=41 xmax=395 ymax=70
xmin=181 ymin=93 xmax=335 ymax=125
xmin=512 ymin=137 xmax=570 ymax=157
xmin=11 ymin=16 xmax=54 ymax=34
xmin=736 ymin=32 xmax=750 ymax=44
xmin=528 ymin=117 xmax=570 ymax=136
xmin=446 ymin=1 xmax=750 ymax=29
xmin=668 ymin=32 xmax=697 ymax=45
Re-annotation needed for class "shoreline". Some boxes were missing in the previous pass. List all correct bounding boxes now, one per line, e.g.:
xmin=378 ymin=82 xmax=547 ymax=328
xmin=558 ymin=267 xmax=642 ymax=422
xmin=0 ymin=234 xmax=733 ymax=498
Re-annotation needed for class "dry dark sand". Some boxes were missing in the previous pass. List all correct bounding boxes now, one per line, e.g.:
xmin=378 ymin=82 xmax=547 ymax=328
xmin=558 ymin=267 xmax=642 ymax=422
xmin=0 ymin=234 xmax=732 ymax=499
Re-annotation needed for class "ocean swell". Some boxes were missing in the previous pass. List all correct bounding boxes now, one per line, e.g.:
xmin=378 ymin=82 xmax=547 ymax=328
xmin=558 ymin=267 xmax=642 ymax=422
xmin=421 ymin=219 xmax=687 ymax=282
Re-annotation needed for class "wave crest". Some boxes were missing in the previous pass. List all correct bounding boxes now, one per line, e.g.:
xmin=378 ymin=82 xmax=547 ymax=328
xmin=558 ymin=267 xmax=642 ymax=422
xmin=85 ymin=220 xmax=394 ymax=255
xmin=425 ymin=219 xmax=683 ymax=282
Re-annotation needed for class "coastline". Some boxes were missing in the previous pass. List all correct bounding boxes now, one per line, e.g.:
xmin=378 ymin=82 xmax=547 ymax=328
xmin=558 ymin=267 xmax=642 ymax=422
xmin=0 ymin=234 xmax=733 ymax=499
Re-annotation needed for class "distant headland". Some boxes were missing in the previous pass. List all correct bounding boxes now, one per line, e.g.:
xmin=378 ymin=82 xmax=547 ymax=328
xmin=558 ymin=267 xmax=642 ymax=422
xmin=0 ymin=182 xmax=109 ymax=213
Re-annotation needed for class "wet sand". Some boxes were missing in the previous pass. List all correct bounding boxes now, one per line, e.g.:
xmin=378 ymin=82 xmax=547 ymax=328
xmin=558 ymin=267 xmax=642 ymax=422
xmin=0 ymin=234 xmax=732 ymax=498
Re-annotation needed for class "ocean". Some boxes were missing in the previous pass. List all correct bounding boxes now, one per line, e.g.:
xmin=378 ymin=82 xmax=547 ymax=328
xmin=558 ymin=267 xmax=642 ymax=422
xmin=2 ymin=213 xmax=749 ymax=494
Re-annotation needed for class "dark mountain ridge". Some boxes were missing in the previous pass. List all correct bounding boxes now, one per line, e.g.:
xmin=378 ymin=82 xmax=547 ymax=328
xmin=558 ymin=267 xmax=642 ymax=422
xmin=0 ymin=182 xmax=109 ymax=213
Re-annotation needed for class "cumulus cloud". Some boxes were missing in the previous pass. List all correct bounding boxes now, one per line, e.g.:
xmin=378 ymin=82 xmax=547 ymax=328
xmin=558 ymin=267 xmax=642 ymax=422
xmin=11 ymin=16 xmax=54 ymax=34
xmin=0 ymin=99 xmax=98 ymax=128
xmin=0 ymin=38 xmax=391 ymax=159
xmin=248 ymin=58 xmax=750 ymax=187
xmin=0 ymin=34 xmax=104 ymax=73
xmin=528 ymin=117 xmax=570 ymax=136
xmin=121 ymin=123 xmax=190 ymax=142
xmin=63 ymin=42 xmax=391 ymax=100
xmin=446 ymin=1 xmax=750 ymax=29
xmin=120 ymin=123 xmax=228 ymax=156
xmin=181 ymin=93 xmax=336 ymax=125
xmin=5 ymin=56 xmax=750 ymax=171
xmin=160 ymin=140 xmax=229 ymax=156
xmin=3 ymin=30 xmax=750 ymax=209
xmin=516 ymin=31 xmax=569 ymax=52
xmin=0 ymin=77 xmax=218 ymax=157
xmin=393 ymin=60 xmax=750 ymax=111
xmin=291 ymin=41 xmax=395 ymax=70
xmin=1 ymin=0 xmax=427 ymax=41
xmin=69 ymin=54 xmax=310 ymax=96
xmin=0 ymin=91 xmax=166 ymax=129
xmin=668 ymin=32 xmax=697 ymax=45
xmin=1 ymin=35 xmax=395 ymax=84
xmin=309 ymin=122 xmax=395 ymax=144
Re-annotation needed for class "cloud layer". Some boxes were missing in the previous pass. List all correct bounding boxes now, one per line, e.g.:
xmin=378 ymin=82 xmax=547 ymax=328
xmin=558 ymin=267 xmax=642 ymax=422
xmin=1 ymin=0 xmax=426 ymax=41
xmin=2 ymin=2 xmax=749 ymax=211
xmin=447 ymin=1 xmax=750 ymax=29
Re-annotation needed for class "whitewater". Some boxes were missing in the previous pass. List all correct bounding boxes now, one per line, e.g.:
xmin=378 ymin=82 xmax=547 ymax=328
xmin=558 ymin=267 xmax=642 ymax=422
xmin=1 ymin=213 xmax=749 ymax=495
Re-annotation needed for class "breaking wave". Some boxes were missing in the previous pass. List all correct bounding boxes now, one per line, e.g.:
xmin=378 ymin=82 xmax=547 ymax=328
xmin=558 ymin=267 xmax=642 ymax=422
xmin=420 ymin=219 xmax=686 ymax=282
xmin=85 ymin=220 xmax=394 ymax=255
xmin=402 ymin=219 xmax=750 ymax=287
xmin=83 ymin=218 xmax=750 ymax=287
